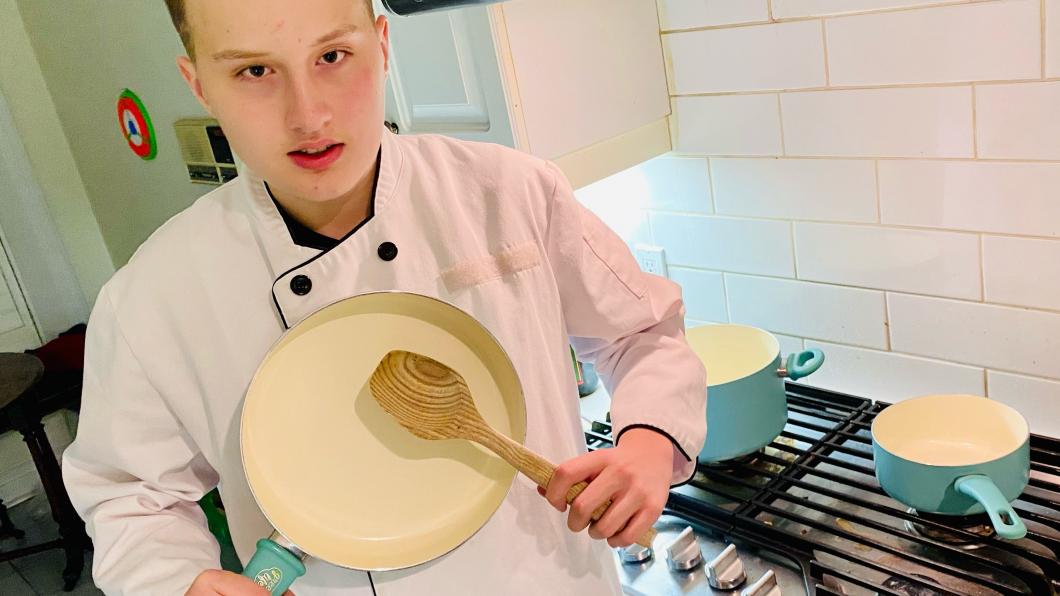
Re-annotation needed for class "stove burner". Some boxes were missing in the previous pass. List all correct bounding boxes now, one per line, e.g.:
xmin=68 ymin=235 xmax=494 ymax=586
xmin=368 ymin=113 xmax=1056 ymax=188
xmin=702 ymin=449 xmax=765 ymax=471
xmin=881 ymin=573 xmax=943 ymax=596
xmin=903 ymin=508 xmax=995 ymax=547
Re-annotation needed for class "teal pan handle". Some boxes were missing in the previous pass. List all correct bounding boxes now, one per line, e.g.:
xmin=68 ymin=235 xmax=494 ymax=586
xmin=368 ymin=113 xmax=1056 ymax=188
xmin=783 ymin=349 xmax=825 ymax=381
xmin=954 ymin=475 xmax=1027 ymax=540
xmin=242 ymin=538 xmax=307 ymax=595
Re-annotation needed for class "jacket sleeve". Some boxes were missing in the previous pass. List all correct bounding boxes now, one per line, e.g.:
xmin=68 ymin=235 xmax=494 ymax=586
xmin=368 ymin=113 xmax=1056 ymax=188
xmin=541 ymin=161 xmax=707 ymax=485
xmin=62 ymin=287 xmax=222 ymax=595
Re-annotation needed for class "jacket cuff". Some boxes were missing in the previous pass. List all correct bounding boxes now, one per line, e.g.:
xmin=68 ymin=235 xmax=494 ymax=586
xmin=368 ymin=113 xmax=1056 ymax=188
xmin=615 ymin=424 xmax=697 ymax=487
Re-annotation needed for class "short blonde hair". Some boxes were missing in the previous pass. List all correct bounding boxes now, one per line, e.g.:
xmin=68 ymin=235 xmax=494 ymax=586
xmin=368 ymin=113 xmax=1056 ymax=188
xmin=163 ymin=0 xmax=376 ymax=60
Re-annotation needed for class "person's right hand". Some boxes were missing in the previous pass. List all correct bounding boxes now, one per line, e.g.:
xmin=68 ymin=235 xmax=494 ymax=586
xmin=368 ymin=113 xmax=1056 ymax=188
xmin=185 ymin=569 xmax=295 ymax=596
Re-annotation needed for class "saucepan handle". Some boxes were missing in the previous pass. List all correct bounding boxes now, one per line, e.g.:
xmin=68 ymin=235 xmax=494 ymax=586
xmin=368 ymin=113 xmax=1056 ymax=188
xmin=242 ymin=537 xmax=307 ymax=595
xmin=780 ymin=349 xmax=825 ymax=381
xmin=954 ymin=475 xmax=1027 ymax=540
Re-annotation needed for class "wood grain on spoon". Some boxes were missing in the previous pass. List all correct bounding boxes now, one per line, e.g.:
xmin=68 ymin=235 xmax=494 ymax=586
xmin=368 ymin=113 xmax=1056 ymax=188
xmin=368 ymin=349 xmax=656 ymax=549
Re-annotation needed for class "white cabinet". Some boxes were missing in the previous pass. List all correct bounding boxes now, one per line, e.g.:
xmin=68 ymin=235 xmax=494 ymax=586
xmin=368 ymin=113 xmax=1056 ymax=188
xmin=381 ymin=0 xmax=671 ymax=189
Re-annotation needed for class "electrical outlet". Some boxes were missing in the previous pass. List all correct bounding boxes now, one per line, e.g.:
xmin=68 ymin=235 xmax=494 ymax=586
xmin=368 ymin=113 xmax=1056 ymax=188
xmin=635 ymin=245 xmax=668 ymax=278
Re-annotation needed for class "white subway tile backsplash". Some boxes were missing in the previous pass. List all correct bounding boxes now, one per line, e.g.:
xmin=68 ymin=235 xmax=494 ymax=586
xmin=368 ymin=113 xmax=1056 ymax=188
xmin=666 ymin=21 xmax=826 ymax=94
xmin=795 ymin=223 xmax=981 ymax=299
xmin=799 ymin=340 xmax=985 ymax=403
xmin=636 ymin=156 xmax=713 ymax=214
xmin=1048 ymin=0 xmax=1060 ymax=78
xmin=650 ymin=214 xmax=795 ymax=276
xmin=977 ymin=82 xmax=1060 ymax=160
xmin=889 ymin=293 xmax=1060 ymax=379
xmin=711 ymin=158 xmax=877 ymax=222
xmin=826 ymin=0 xmax=1040 ymax=86
xmin=879 ymin=160 xmax=1060 ymax=237
xmin=574 ymin=174 xmax=652 ymax=248
xmin=781 ymin=87 xmax=974 ymax=158
xmin=670 ymin=267 xmax=729 ymax=322
xmin=725 ymin=274 xmax=888 ymax=348
xmin=983 ymin=236 xmax=1060 ymax=311
xmin=987 ymin=371 xmax=1060 ymax=436
xmin=775 ymin=333 xmax=806 ymax=357
xmin=686 ymin=319 xmax=713 ymax=328
xmin=673 ymin=95 xmax=783 ymax=156
xmin=658 ymin=0 xmax=770 ymax=29
xmin=773 ymin=0 xmax=970 ymax=18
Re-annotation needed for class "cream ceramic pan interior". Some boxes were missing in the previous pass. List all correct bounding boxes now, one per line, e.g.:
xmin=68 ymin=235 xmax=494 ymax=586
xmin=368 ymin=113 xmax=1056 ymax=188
xmin=872 ymin=394 xmax=1028 ymax=466
xmin=241 ymin=292 xmax=526 ymax=570
xmin=686 ymin=324 xmax=780 ymax=386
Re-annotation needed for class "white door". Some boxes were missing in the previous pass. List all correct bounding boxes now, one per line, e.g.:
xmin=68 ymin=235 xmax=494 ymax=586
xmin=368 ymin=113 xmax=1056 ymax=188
xmin=0 ymin=233 xmax=40 ymax=352
xmin=378 ymin=1 xmax=514 ymax=147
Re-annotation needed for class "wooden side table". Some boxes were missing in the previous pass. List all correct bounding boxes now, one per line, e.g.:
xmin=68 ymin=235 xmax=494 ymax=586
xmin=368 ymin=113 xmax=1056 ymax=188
xmin=0 ymin=353 xmax=89 ymax=591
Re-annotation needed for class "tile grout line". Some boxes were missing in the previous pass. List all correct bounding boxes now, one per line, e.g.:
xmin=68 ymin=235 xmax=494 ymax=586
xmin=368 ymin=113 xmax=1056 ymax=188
xmin=776 ymin=94 xmax=787 ymax=155
xmin=874 ymin=160 xmax=882 ymax=224
xmin=663 ymin=154 xmax=1060 ymax=165
xmin=673 ymin=78 xmax=1056 ymax=97
xmin=790 ymin=220 xmax=800 ymax=279
xmin=884 ymin=292 xmax=892 ymax=350
xmin=706 ymin=158 xmax=719 ymax=214
xmin=768 ymin=0 xmax=775 ymax=21
xmin=821 ymin=19 xmax=831 ymax=87
xmin=660 ymin=0 xmax=994 ymax=33
xmin=722 ymin=273 xmax=734 ymax=323
xmin=1044 ymin=0 xmax=1048 ymax=80
xmin=971 ymin=83 xmax=979 ymax=158
xmin=979 ymin=233 xmax=987 ymax=302
xmin=643 ymin=209 xmax=1060 ymax=244
xmin=668 ymin=267 xmax=1060 ymax=317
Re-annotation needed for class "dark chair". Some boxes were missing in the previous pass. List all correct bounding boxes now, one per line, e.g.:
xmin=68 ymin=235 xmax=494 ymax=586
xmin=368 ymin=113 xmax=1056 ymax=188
xmin=0 ymin=325 xmax=90 ymax=591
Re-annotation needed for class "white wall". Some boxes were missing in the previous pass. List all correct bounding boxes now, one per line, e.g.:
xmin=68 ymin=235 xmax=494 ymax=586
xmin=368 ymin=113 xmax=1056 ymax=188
xmin=14 ymin=0 xmax=216 ymax=268
xmin=0 ymin=0 xmax=114 ymax=314
xmin=578 ymin=0 xmax=1060 ymax=436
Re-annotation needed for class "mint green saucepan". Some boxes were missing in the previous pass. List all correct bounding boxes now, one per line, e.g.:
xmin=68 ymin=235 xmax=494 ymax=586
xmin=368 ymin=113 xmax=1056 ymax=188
xmin=687 ymin=324 xmax=825 ymax=463
xmin=872 ymin=394 xmax=1030 ymax=540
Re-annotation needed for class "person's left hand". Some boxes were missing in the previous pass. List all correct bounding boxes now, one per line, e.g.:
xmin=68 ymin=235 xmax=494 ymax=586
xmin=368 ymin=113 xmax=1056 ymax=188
xmin=538 ymin=427 xmax=673 ymax=548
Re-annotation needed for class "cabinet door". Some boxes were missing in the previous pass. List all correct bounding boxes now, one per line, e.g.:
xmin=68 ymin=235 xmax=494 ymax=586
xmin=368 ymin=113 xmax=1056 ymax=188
xmin=0 ymin=234 xmax=40 ymax=352
xmin=379 ymin=2 xmax=514 ymax=147
xmin=493 ymin=0 xmax=672 ymax=188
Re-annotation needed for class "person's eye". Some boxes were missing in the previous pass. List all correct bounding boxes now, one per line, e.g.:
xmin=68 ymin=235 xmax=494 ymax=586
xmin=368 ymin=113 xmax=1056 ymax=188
xmin=236 ymin=65 xmax=270 ymax=80
xmin=319 ymin=50 xmax=350 ymax=65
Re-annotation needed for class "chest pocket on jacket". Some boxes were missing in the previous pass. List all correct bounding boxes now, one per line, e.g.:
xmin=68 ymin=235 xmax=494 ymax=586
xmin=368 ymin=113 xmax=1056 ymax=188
xmin=441 ymin=241 xmax=542 ymax=294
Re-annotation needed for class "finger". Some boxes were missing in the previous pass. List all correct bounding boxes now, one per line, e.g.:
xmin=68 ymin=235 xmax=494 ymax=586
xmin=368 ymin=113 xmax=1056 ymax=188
xmin=608 ymin=507 xmax=657 ymax=549
xmin=588 ymin=489 xmax=641 ymax=541
xmin=566 ymin=469 xmax=624 ymax=533
xmin=537 ymin=486 xmax=546 ymax=498
xmin=203 ymin=571 xmax=269 ymax=595
xmin=544 ymin=450 xmax=611 ymax=512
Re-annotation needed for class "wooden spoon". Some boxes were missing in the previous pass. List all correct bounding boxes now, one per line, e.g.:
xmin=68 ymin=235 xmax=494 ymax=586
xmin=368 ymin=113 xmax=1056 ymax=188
xmin=368 ymin=349 xmax=656 ymax=549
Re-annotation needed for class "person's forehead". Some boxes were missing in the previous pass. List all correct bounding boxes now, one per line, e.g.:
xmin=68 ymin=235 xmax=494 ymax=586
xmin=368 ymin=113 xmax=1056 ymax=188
xmin=187 ymin=0 xmax=369 ymax=51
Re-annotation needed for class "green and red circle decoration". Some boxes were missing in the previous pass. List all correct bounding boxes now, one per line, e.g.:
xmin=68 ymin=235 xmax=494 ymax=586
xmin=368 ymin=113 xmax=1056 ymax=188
xmin=117 ymin=89 xmax=157 ymax=160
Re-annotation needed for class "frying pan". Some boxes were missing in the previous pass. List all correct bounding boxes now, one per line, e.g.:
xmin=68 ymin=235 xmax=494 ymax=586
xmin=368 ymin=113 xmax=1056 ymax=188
xmin=871 ymin=394 xmax=1030 ymax=540
xmin=237 ymin=292 xmax=527 ymax=593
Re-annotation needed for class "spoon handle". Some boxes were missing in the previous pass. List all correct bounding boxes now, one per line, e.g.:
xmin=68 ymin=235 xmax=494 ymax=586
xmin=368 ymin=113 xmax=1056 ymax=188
xmin=469 ymin=425 xmax=656 ymax=548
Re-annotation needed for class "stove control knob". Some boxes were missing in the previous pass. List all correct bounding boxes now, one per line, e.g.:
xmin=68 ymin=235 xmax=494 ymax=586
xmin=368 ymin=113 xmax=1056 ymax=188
xmin=619 ymin=542 xmax=653 ymax=564
xmin=706 ymin=543 xmax=747 ymax=590
xmin=741 ymin=569 xmax=781 ymax=596
xmin=665 ymin=526 xmax=703 ymax=571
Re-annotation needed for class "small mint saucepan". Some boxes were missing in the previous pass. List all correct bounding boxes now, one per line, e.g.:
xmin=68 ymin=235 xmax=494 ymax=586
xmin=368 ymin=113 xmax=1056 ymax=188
xmin=687 ymin=324 xmax=825 ymax=464
xmin=872 ymin=394 xmax=1030 ymax=540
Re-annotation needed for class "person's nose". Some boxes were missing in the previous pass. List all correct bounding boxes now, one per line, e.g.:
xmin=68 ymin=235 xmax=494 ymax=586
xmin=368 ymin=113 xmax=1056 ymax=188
xmin=285 ymin=71 xmax=332 ymax=138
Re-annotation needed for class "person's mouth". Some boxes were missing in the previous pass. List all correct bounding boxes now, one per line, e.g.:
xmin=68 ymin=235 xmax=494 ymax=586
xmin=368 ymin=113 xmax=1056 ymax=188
xmin=288 ymin=140 xmax=345 ymax=171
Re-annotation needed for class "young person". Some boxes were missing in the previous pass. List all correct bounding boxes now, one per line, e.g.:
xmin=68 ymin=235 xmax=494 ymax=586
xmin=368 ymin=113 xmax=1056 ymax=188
xmin=62 ymin=1 xmax=707 ymax=593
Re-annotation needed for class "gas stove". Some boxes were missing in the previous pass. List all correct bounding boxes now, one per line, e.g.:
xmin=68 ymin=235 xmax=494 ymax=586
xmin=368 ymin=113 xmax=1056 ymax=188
xmin=583 ymin=384 xmax=1060 ymax=595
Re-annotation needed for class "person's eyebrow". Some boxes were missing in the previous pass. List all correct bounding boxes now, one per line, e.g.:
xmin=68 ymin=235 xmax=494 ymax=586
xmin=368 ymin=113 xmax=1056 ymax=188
xmin=211 ymin=24 xmax=358 ymax=62
xmin=314 ymin=24 xmax=358 ymax=46
xmin=212 ymin=49 xmax=271 ymax=62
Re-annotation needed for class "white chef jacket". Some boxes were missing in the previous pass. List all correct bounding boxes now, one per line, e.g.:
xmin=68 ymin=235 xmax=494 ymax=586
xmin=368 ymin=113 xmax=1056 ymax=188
xmin=61 ymin=127 xmax=707 ymax=595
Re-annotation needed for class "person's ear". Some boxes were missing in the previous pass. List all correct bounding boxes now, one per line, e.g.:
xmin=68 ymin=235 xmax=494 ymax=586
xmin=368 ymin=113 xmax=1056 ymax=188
xmin=376 ymin=15 xmax=390 ymax=75
xmin=177 ymin=56 xmax=215 ymax=117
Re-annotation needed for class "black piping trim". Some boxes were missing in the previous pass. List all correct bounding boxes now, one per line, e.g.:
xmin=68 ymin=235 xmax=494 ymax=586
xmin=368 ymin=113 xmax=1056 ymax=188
xmin=268 ymin=149 xmax=382 ymax=330
xmin=614 ymin=423 xmax=696 ymax=488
